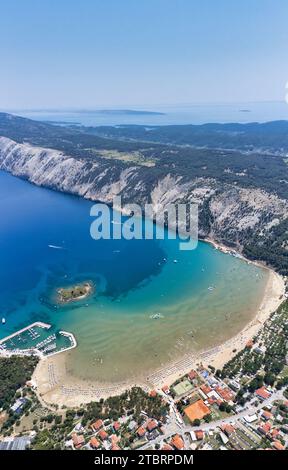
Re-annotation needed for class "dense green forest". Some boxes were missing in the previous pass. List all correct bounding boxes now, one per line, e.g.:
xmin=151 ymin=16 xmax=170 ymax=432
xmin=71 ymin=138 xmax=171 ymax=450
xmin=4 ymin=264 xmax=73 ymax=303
xmin=0 ymin=113 xmax=287 ymax=199
xmin=0 ymin=112 xmax=287 ymax=274
xmin=0 ymin=356 xmax=38 ymax=410
xmin=82 ymin=387 xmax=168 ymax=425
xmin=91 ymin=121 xmax=288 ymax=153
xmin=243 ymin=219 xmax=288 ymax=276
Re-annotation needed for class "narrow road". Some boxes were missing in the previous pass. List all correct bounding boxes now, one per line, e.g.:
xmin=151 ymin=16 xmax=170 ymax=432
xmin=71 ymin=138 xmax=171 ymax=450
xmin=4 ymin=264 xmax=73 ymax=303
xmin=140 ymin=389 xmax=285 ymax=449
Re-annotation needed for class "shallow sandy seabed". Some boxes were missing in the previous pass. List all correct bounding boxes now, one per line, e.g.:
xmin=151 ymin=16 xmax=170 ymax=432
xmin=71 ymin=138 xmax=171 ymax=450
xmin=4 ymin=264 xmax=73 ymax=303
xmin=33 ymin=261 xmax=285 ymax=408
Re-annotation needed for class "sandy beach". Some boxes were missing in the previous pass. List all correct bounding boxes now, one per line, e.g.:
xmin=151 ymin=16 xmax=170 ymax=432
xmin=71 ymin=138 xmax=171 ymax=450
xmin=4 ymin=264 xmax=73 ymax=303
xmin=33 ymin=258 xmax=286 ymax=408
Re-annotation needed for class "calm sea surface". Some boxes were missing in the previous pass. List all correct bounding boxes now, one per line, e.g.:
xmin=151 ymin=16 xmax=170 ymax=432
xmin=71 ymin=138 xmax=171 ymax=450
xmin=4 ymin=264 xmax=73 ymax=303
xmin=13 ymin=101 xmax=288 ymax=126
xmin=0 ymin=171 xmax=268 ymax=382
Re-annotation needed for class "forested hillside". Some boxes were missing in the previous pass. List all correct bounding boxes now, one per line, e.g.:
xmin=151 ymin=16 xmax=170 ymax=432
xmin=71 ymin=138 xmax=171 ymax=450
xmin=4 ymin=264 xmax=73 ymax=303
xmin=0 ymin=113 xmax=287 ymax=275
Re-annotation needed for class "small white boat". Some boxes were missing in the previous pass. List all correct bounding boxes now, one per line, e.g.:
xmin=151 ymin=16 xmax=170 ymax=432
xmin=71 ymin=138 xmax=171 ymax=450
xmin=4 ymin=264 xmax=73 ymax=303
xmin=150 ymin=312 xmax=164 ymax=319
xmin=48 ymin=244 xmax=64 ymax=250
xmin=173 ymin=259 xmax=178 ymax=263
xmin=1 ymin=318 xmax=6 ymax=324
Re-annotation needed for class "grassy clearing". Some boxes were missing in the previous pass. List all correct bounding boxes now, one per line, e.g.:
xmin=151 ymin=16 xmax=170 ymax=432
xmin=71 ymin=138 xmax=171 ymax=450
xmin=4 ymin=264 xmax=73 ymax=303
xmin=89 ymin=148 xmax=156 ymax=167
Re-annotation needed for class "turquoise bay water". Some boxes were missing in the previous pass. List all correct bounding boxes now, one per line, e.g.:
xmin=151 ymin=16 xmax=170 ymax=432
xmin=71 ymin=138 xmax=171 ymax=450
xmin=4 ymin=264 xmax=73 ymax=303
xmin=0 ymin=171 xmax=268 ymax=382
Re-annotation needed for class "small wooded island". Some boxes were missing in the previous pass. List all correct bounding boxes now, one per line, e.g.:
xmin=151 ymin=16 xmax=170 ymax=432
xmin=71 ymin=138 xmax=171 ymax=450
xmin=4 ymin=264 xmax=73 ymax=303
xmin=57 ymin=282 xmax=93 ymax=304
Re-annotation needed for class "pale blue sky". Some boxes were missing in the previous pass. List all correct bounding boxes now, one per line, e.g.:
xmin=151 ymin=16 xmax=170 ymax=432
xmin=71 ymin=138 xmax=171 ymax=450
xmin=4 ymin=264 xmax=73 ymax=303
xmin=1 ymin=0 xmax=288 ymax=109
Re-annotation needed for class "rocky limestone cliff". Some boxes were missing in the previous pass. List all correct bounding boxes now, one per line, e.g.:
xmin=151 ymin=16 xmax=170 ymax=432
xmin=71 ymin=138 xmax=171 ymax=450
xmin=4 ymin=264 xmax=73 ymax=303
xmin=0 ymin=136 xmax=287 ymax=273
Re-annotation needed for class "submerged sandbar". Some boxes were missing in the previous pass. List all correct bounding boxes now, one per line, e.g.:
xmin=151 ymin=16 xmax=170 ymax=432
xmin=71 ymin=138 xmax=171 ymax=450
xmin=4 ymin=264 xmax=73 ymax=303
xmin=32 ymin=268 xmax=285 ymax=408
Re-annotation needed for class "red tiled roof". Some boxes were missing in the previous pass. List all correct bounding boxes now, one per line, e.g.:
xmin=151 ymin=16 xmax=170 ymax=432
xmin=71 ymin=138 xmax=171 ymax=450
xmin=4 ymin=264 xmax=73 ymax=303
xmin=137 ymin=426 xmax=146 ymax=437
xmin=188 ymin=370 xmax=197 ymax=380
xmin=221 ymin=424 xmax=235 ymax=436
xmin=98 ymin=429 xmax=108 ymax=441
xmin=72 ymin=433 xmax=85 ymax=448
xmin=171 ymin=434 xmax=184 ymax=450
xmin=91 ymin=419 xmax=103 ymax=431
xmin=215 ymin=386 xmax=234 ymax=401
xmin=162 ymin=444 xmax=173 ymax=451
xmin=162 ymin=385 xmax=169 ymax=393
xmin=273 ymin=440 xmax=285 ymax=451
xmin=255 ymin=386 xmax=270 ymax=400
xmin=258 ymin=422 xmax=271 ymax=435
xmin=149 ymin=390 xmax=157 ymax=397
xmin=147 ymin=419 xmax=158 ymax=432
xmin=110 ymin=434 xmax=120 ymax=445
xmin=200 ymin=384 xmax=212 ymax=396
xmin=195 ymin=430 xmax=204 ymax=440
xmin=90 ymin=437 xmax=100 ymax=449
xmin=262 ymin=410 xmax=273 ymax=420
xmin=270 ymin=428 xmax=279 ymax=439
xmin=111 ymin=444 xmax=121 ymax=450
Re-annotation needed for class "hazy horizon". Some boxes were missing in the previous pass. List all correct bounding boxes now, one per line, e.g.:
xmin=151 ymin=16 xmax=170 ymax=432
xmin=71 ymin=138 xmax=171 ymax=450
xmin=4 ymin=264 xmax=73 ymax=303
xmin=1 ymin=99 xmax=286 ymax=112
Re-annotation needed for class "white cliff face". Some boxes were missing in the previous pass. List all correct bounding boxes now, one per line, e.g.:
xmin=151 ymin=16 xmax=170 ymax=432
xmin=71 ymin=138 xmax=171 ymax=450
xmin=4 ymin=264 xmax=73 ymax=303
xmin=209 ymin=187 xmax=287 ymax=237
xmin=151 ymin=174 xmax=187 ymax=212
xmin=0 ymin=136 xmax=86 ymax=190
xmin=94 ymin=167 xmax=139 ymax=202
xmin=0 ymin=136 xmax=287 ymax=252
xmin=0 ymin=137 xmax=136 ymax=202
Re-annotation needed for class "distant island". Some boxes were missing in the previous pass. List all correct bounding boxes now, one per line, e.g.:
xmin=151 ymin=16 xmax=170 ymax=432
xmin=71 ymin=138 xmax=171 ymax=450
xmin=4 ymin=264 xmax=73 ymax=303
xmin=86 ymin=109 xmax=166 ymax=116
xmin=57 ymin=282 xmax=93 ymax=304
xmin=17 ymin=108 xmax=166 ymax=116
xmin=42 ymin=120 xmax=82 ymax=126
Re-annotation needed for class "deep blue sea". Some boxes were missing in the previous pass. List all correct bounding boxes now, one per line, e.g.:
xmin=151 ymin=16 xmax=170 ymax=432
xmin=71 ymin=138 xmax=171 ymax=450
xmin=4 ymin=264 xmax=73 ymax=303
xmin=0 ymin=170 xmax=268 ymax=382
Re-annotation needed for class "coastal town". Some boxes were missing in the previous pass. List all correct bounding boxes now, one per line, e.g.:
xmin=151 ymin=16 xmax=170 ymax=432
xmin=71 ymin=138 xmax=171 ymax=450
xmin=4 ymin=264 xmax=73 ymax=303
xmin=1 ymin=291 xmax=287 ymax=451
